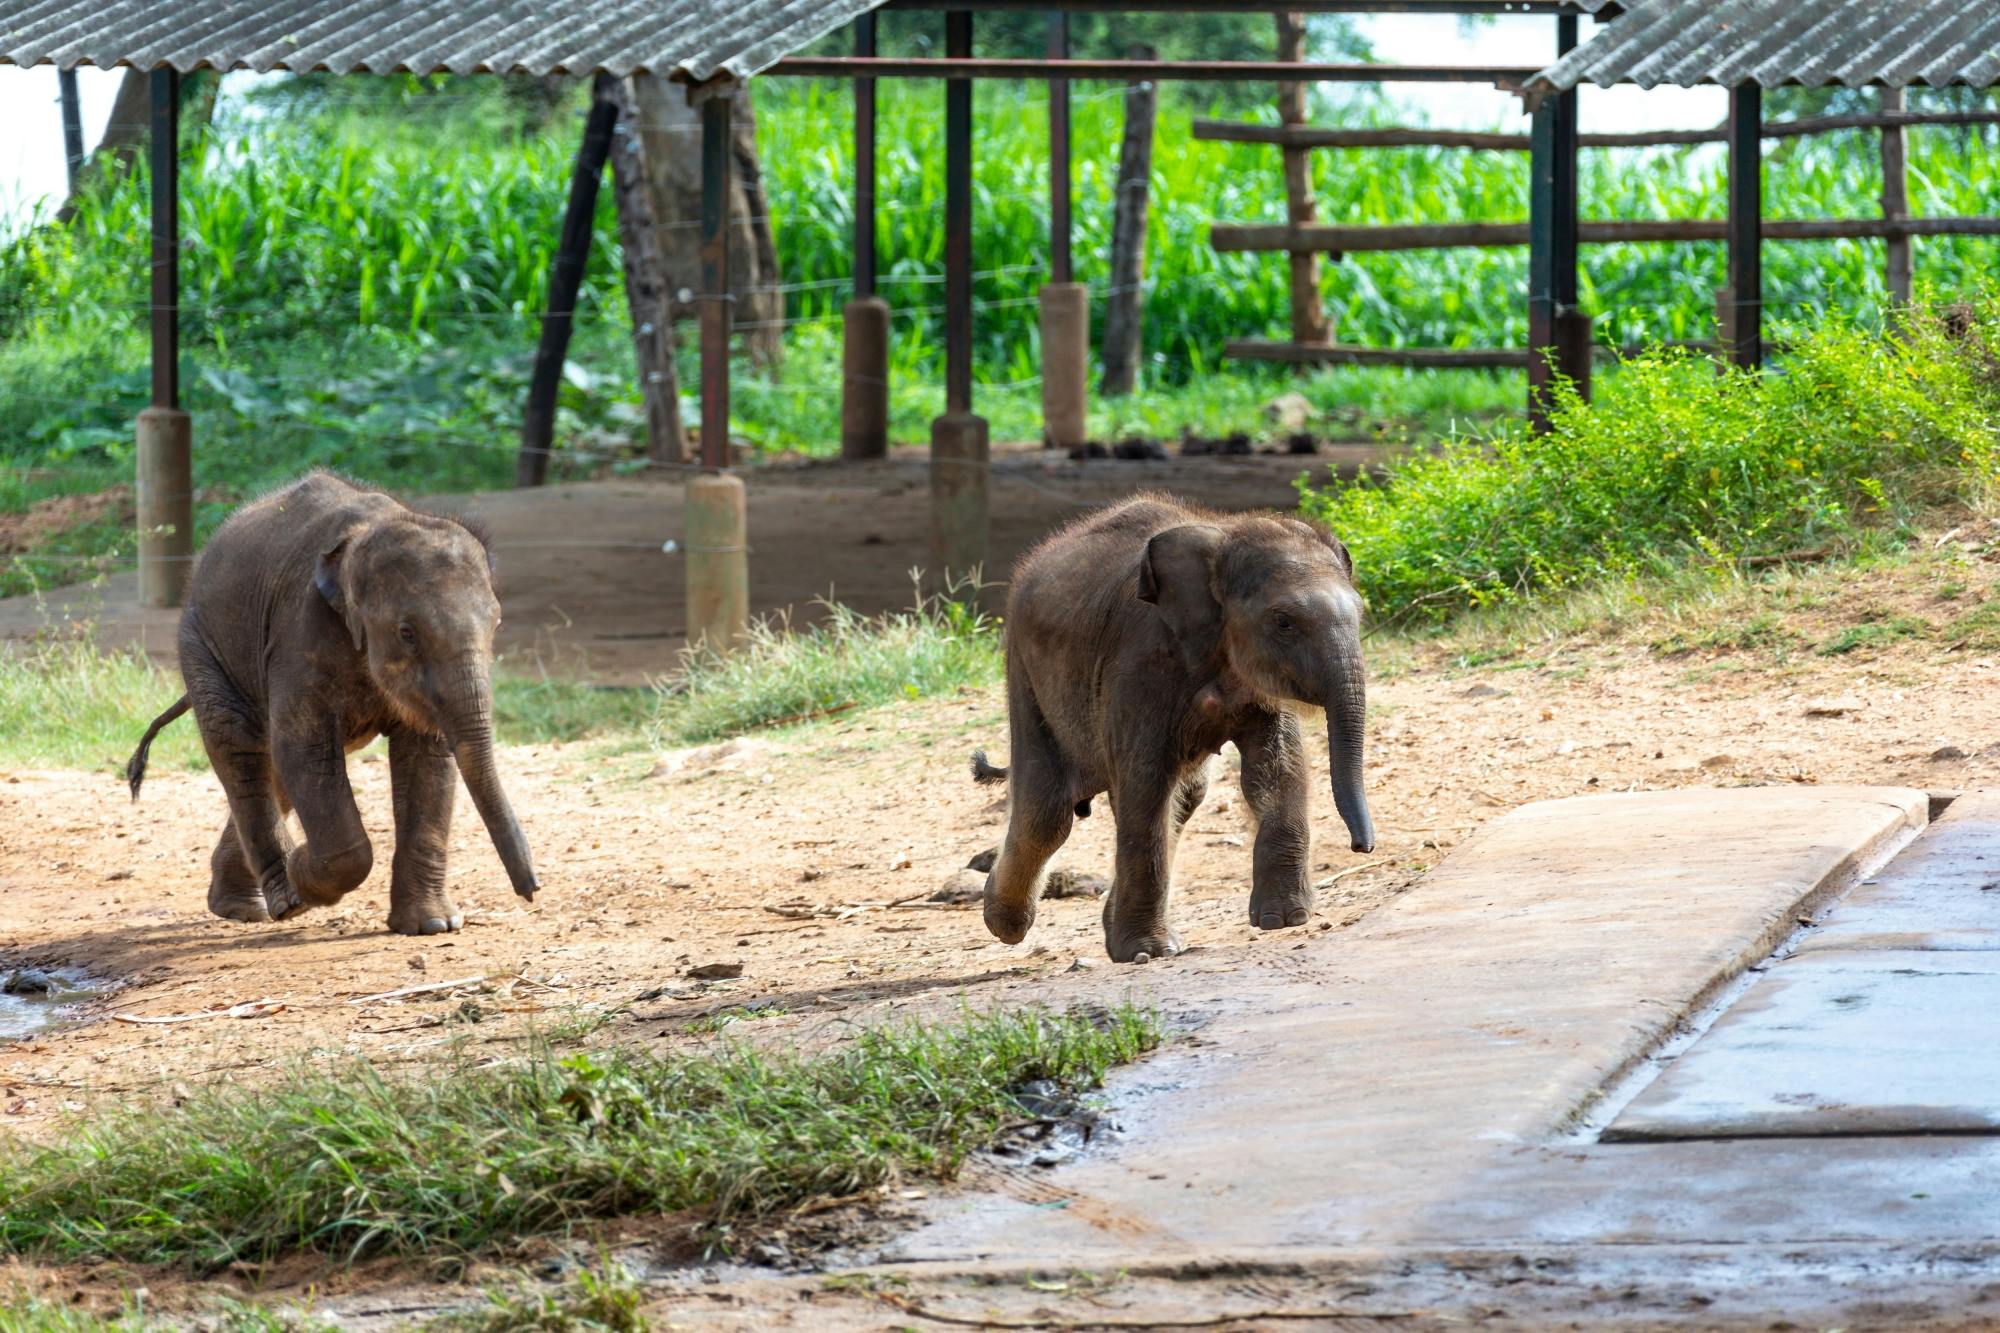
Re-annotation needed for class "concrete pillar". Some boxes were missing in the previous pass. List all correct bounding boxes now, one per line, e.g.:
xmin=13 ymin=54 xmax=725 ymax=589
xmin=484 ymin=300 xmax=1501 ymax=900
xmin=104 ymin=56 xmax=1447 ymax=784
xmin=841 ymin=296 xmax=890 ymax=460
xmin=136 ymin=406 xmax=192 ymax=608
xmin=930 ymin=410 xmax=989 ymax=584
xmin=1039 ymin=282 xmax=1088 ymax=451
xmin=684 ymin=472 xmax=748 ymax=654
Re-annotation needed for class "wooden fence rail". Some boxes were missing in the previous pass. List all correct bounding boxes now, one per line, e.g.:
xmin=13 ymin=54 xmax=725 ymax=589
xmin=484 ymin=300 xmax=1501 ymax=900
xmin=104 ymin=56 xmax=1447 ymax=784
xmin=1194 ymin=108 xmax=2000 ymax=152
xmin=1214 ymin=216 xmax=2000 ymax=254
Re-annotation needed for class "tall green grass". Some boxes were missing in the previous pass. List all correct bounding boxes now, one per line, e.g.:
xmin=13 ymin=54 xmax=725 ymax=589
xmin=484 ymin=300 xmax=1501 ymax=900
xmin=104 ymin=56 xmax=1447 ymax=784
xmin=0 ymin=1006 xmax=1161 ymax=1268
xmin=1300 ymin=299 xmax=2000 ymax=623
xmin=655 ymin=585 xmax=1001 ymax=745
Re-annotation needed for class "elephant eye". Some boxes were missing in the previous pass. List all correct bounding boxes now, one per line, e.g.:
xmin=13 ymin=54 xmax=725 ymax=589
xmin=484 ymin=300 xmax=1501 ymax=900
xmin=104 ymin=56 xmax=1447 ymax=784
xmin=1269 ymin=610 xmax=1297 ymax=634
xmin=397 ymin=622 xmax=419 ymax=649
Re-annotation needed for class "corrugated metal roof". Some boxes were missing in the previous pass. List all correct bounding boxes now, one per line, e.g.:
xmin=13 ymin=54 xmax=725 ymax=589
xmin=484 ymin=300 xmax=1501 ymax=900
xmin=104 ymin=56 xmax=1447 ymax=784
xmin=1529 ymin=0 xmax=2000 ymax=91
xmin=0 ymin=0 xmax=884 ymax=83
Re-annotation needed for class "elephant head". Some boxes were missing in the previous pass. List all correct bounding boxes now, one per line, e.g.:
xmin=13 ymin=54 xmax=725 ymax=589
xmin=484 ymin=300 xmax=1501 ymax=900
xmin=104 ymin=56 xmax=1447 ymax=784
xmin=1138 ymin=516 xmax=1376 ymax=854
xmin=314 ymin=515 xmax=539 ymax=901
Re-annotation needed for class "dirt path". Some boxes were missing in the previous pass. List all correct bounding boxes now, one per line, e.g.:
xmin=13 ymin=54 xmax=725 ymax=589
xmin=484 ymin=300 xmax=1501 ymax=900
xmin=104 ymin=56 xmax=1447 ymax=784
xmin=0 ymin=446 xmax=1371 ymax=683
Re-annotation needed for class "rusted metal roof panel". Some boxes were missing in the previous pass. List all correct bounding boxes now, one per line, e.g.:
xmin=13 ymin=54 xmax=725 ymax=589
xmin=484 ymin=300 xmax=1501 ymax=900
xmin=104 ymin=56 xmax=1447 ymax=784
xmin=1529 ymin=0 xmax=2000 ymax=91
xmin=0 ymin=0 xmax=883 ymax=82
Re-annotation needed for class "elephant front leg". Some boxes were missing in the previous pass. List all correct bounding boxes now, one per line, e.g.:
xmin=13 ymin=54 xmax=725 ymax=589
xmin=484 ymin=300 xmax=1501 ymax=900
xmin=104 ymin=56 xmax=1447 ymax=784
xmin=271 ymin=730 xmax=374 ymax=919
xmin=1103 ymin=766 xmax=1183 ymax=963
xmin=387 ymin=730 xmax=463 ymax=935
xmin=1238 ymin=710 xmax=1314 ymax=930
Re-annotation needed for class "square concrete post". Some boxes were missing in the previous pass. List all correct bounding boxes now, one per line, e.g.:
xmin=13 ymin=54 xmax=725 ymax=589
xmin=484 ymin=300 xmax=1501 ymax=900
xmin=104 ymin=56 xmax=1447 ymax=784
xmin=931 ymin=10 xmax=988 ymax=581
xmin=1038 ymin=13 xmax=1088 ymax=452
xmin=687 ymin=91 xmax=748 ymax=654
xmin=139 ymin=67 xmax=192 ymax=609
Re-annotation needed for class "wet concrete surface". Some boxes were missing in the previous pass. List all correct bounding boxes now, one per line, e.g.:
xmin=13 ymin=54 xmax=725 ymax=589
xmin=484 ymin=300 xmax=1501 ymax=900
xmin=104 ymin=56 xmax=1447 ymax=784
xmin=1610 ymin=789 xmax=2000 ymax=1140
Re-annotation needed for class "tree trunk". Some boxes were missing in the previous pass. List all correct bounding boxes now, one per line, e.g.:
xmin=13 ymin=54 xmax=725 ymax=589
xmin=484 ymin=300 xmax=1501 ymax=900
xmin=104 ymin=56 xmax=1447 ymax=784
xmin=598 ymin=73 xmax=687 ymax=465
xmin=1100 ymin=46 xmax=1157 ymax=398
xmin=60 ymin=68 xmax=217 ymax=221
xmin=625 ymin=75 xmax=783 ymax=369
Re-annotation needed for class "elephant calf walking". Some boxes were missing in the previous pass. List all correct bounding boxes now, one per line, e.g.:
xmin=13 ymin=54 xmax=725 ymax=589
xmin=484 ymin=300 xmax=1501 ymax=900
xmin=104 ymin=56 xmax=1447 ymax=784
xmin=977 ymin=494 xmax=1375 ymax=963
xmin=127 ymin=472 xmax=539 ymax=935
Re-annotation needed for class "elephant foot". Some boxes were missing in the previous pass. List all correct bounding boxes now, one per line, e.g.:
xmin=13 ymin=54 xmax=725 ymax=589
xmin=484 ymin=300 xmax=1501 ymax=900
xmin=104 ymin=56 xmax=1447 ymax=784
xmin=207 ymin=877 xmax=273 ymax=924
xmin=1103 ymin=889 xmax=1182 ymax=963
xmin=260 ymin=870 xmax=307 ymax=922
xmin=389 ymin=892 xmax=464 ymax=936
xmin=1104 ymin=925 xmax=1184 ymax=965
xmin=982 ymin=877 xmax=1038 ymax=945
xmin=1248 ymin=879 xmax=1313 ymax=931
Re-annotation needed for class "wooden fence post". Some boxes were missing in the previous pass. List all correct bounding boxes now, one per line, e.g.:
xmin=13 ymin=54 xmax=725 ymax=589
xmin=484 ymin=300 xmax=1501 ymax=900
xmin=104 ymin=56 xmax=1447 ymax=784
xmin=1101 ymin=46 xmax=1157 ymax=397
xmin=1881 ymin=86 xmax=1912 ymax=310
xmin=598 ymin=74 xmax=686 ymax=468
xmin=1726 ymin=84 xmax=1763 ymax=370
xmin=1526 ymin=15 xmax=1579 ymax=434
xmin=1276 ymin=13 xmax=1329 ymax=350
xmin=518 ymin=94 xmax=617 ymax=487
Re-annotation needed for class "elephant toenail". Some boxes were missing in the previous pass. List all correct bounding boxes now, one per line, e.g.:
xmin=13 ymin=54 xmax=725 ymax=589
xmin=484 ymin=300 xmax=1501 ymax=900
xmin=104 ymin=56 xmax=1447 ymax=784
xmin=421 ymin=917 xmax=448 ymax=934
xmin=1260 ymin=911 xmax=1282 ymax=929
xmin=1132 ymin=951 xmax=1152 ymax=965
xmin=1287 ymin=908 xmax=1309 ymax=926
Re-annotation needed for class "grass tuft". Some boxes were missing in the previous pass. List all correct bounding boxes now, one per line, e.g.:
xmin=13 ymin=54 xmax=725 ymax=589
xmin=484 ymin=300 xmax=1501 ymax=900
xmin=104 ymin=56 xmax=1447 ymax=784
xmin=654 ymin=582 xmax=1001 ymax=746
xmin=439 ymin=1265 xmax=651 ymax=1333
xmin=0 ymin=1006 xmax=1161 ymax=1270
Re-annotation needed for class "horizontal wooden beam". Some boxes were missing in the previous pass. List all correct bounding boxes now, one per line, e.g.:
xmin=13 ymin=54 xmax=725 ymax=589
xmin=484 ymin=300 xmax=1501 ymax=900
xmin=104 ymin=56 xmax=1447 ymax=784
xmin=765 ymin=57 xmax=1539 ymax=84
xmin=1213 ymin=216 xmax=2000 ymax=253
xmin=1194 ymin=109 xmax=2000 ymax=153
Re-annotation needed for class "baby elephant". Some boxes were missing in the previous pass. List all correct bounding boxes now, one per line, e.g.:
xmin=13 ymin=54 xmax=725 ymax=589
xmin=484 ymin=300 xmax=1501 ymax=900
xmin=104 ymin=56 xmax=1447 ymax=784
xmin=978 ymin=494 xmax=1375 ymax=963
xmin=127 ymin=472 xmax=539 ymax=934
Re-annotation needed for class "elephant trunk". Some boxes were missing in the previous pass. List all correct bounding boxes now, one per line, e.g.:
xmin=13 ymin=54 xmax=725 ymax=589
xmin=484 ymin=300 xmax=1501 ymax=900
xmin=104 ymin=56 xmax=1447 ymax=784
xmin=1322 ymin=639 xmax=1376 ymax=854
xmin=442 ymin=662 xmax=539 ymax=901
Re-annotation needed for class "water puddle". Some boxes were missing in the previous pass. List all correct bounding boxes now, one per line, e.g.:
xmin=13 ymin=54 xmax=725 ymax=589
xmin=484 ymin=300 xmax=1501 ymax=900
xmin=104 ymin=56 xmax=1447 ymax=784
xmin=1 ymin=966 xmax=95 ymax=1041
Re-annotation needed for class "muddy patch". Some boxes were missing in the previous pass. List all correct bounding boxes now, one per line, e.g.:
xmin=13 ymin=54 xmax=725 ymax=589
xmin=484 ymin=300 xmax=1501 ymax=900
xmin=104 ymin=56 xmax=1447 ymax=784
xmin=0 ymin=486 xmax=133 ymax=555
xmin=0 ymin=966 xmax=95 ymax=1041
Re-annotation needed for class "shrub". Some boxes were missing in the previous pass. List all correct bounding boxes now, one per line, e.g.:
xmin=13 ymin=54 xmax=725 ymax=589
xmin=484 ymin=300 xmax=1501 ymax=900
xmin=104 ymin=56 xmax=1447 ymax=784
xmin=1299 ymin=300 xmax=2000 ymax=623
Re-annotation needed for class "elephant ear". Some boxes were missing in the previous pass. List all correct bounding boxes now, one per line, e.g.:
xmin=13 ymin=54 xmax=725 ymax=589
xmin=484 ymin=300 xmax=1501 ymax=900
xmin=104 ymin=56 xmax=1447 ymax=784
xmin=1293 ymin=515 xmax=1354 ymax=580
xmin=314 ymin=535 xmax=367 ymax=653
xmin=1137 ymin=524 xmax=1226 ymax=669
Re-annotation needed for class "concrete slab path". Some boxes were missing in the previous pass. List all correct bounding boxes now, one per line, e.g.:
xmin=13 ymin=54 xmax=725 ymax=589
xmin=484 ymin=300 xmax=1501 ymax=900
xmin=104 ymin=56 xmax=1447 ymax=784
xmin=886 ymin=785 xmax=1931 ymax=1267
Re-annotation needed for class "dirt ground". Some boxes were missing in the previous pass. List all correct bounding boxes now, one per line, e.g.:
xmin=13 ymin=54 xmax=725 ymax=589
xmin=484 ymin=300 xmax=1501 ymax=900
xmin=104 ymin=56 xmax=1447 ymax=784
xmin=5 ymin=458 xmax=2000 ymax=1324
xmin=0 ymin=443 xmax=1377 ymax=683
xmin=5 ymin=545 xmax=1995 ymax=1110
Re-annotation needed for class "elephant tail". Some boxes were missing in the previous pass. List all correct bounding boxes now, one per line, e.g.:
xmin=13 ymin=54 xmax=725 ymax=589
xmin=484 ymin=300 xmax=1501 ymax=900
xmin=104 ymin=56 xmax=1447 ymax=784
xmin=970 ymin=749 xmax=1008 ymax=786
xmin=127 ymin=695 xmax=191 ymax=801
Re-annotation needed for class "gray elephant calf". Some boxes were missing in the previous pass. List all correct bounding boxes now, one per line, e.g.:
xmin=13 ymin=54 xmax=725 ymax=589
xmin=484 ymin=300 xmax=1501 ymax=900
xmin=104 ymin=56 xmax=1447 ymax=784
xmin=976 ymin=493 xmax=1375 ymax=963
xmin=127 ymin=472 xmax=539 ymax=934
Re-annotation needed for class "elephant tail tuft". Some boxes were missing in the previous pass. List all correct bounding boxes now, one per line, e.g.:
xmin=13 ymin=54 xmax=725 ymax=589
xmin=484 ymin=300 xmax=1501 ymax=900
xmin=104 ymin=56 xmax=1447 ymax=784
xmin=970 ymin=749 xmax=1008 ymax=786
xmin=127 ymin=695 xmax=191 ymax=801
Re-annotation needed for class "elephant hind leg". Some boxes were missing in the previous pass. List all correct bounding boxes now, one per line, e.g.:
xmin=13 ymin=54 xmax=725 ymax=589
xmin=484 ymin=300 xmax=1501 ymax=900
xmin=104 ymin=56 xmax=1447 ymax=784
xmin=983 ymin=684 xmax=1077 ymax=945
xmin=208 ymin=816 xmax=286 ymax=922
